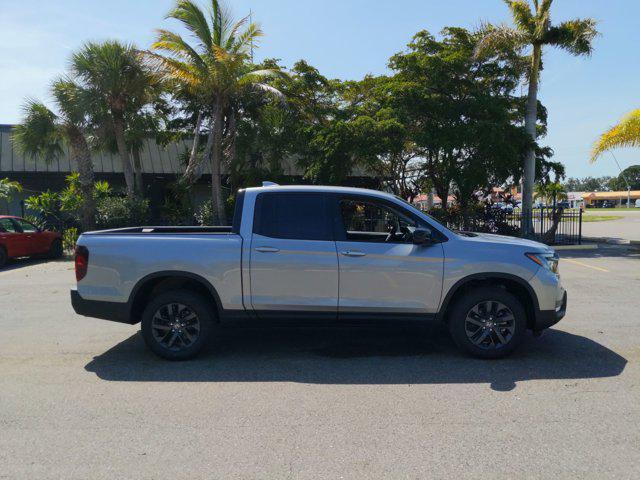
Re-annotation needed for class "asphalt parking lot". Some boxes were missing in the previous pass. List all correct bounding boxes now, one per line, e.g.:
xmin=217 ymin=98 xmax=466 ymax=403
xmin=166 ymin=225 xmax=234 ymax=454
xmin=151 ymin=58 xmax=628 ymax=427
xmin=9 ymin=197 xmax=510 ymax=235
xmin=1 ymin=246 xmax=639 ymax=479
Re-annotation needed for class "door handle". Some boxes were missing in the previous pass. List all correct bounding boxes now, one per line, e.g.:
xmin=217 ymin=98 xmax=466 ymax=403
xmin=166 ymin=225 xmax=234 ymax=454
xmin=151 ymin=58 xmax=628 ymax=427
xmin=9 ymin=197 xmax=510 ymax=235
xmin=340 ymin=250 xmax=366 ymax=257
xmin=255 ymin=246 xmax=280 ymax=253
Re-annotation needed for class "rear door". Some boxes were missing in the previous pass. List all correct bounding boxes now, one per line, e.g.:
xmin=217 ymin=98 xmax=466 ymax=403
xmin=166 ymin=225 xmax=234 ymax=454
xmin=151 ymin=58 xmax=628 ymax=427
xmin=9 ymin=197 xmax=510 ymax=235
xmin=0 ymin=218 xmax=25 ymax=257
xmin=249 ymin=192 xmax=339 ymax=319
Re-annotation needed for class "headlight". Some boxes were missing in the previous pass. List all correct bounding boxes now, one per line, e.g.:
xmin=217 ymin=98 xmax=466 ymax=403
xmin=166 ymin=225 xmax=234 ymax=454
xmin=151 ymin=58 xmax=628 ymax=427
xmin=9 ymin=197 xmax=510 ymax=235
xmin=525 ymin=252 xmax=559 ymax=274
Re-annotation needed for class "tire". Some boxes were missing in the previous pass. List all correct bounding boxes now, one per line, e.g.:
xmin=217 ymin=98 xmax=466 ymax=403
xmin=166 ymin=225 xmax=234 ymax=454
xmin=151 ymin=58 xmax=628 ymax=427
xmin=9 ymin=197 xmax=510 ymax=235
xmin=141 ymin=289 xmax=216 ymax=360
xmin=0 ymin=247 xmax=7 ymax=268
xmin=448 ymin=287 xmax=526 ymax=359
xmin=48 ymin=239 xmax=63 ymax=259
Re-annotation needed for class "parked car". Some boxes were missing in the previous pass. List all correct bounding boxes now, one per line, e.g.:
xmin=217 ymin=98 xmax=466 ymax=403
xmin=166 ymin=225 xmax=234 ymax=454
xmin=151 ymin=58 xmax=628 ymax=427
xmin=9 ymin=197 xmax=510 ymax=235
xmin=556 ymin=201 xmax=570 ymax=209
xmin=71 ymin=185 xmax=566 ymax=360
xmin=601 ymin=201 xmax=616 ymax=208
xmin=0 ymin=216 xmax=63 ymax=267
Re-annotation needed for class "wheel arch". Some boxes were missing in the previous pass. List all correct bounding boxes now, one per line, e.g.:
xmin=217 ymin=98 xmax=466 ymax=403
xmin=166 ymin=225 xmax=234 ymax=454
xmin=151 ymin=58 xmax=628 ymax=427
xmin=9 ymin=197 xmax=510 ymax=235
xmin=439 ymin=273 xmax=540 ymax=329
xmin=128 ymin=271 xmax=223 ymax=324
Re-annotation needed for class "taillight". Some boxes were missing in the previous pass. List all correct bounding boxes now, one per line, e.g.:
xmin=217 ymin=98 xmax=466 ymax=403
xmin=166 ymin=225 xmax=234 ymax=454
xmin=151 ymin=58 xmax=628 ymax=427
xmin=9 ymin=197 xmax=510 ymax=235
xmin=75 ymin=246 xmax=89 ymax=281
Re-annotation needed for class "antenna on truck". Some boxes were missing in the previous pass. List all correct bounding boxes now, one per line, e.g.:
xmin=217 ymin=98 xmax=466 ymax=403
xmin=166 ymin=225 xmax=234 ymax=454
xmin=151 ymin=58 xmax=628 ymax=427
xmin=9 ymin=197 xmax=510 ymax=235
xmin=262 ymin=181 xmax=279 ymax=187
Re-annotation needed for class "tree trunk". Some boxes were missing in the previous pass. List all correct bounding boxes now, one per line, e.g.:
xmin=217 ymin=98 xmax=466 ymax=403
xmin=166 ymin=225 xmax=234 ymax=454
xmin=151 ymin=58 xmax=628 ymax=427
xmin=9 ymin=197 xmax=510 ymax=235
xmin=522 ymin=44 xmax=541 ymax=236
xmin=225 ymin=110 xmax=237 ymax=193
xmin=210 ymin=98 xmax=227 ymax=225
xmin=112 ymin=114 xmax=135 ymax=198
xmin=69 ymin=131 xmax=95 ymax=231
xmin=182 ymin=111 xmax=204 ymax=185
xmin=133 ymin=149 xmax=144 ymax=195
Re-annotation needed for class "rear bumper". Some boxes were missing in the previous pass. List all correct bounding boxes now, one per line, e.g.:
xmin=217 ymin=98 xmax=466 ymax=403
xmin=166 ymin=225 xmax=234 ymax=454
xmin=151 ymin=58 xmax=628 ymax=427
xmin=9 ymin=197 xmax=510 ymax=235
xmin=534 ymin=291 xmax=567 ymax=331
xmin=70 ymin=289 xmax=132 ymax=324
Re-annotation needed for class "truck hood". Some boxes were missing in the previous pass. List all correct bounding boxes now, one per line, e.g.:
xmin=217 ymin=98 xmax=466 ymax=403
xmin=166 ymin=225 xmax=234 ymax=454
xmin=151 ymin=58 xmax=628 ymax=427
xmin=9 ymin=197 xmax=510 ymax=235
xmin=456 ymin=231 xmax=552 ymax=252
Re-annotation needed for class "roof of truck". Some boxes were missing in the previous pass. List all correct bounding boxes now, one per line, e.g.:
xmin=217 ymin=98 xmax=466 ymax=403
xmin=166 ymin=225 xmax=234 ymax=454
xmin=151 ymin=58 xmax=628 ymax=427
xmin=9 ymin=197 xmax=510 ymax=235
xmin=245 ymin=184 xmax=400 ymax=200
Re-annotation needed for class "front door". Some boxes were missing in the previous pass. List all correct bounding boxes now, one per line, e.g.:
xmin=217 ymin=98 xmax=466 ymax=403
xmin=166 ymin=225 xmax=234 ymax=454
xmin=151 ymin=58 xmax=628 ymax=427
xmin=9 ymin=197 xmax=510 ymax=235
xmin=12 ymin=218 xmax=45 ymax=255
xmin=249 ymin=192 xmax=339 ymax=319
xmin=334 ymin=196 xmax=444 ymax=319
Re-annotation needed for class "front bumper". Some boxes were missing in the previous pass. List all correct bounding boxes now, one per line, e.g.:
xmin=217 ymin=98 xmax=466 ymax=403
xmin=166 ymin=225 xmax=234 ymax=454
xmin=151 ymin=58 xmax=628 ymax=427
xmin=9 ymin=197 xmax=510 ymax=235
xmin=535 ymin=290 xmax=567 ymax=331
xmin=70 ymin=288 xmax=132 ymax=324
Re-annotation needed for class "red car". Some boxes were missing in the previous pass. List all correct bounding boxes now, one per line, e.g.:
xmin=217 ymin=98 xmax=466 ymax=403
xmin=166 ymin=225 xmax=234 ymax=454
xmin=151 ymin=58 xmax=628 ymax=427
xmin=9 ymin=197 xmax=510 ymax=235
xmin=0 ymin=216 xmax=63 ymax=267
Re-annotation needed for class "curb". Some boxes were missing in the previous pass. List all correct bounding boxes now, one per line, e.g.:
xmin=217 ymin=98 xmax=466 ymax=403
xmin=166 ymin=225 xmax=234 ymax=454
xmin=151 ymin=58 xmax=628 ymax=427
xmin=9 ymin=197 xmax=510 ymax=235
xmin=553 ymin=244 xmax=598 ymax=251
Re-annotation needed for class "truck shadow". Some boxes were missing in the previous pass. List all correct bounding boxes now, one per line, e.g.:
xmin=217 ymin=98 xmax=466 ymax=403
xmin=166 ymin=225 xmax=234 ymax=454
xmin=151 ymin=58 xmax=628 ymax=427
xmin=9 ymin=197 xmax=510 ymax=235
xmin=84 ymin=324 xmax=627 ymax=392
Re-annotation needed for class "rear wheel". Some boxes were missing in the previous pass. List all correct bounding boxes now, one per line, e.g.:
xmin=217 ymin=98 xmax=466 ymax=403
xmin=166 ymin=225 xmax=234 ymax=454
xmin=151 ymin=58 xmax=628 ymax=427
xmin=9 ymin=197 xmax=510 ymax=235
xmin=48 ymin=239 xmax=63 ymax=259
xmin=0 ymin=247 xmax=7 ymax=268
xmin=448 ymin=287 xmax=526 ymax=359
xmin=141 ymin=289 xmax=216 ymax=360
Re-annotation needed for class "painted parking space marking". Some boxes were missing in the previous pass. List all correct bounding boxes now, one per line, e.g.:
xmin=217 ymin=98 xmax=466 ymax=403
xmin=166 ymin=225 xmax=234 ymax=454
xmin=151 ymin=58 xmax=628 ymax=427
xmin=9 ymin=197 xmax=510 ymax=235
xmin=563 ymin=258 xmax=610 ymax=273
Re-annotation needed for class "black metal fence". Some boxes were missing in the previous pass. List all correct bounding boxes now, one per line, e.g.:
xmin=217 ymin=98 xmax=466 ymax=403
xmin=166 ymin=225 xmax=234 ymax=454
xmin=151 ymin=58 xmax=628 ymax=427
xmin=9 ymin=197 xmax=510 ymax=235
xmin=430 ymin=207 xmax=583 ymax=245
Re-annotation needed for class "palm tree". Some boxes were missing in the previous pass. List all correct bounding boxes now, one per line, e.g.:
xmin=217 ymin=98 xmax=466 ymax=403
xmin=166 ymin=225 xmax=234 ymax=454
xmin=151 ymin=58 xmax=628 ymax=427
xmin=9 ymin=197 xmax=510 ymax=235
xmin=72 ymin=41 xmax=157 ymax=198
xmin=147 ymin=0 xmax=285 ymax=224
xmin=591 ymin=109 xmax=640 ymax=162
xmin=535 ymin=181 xmax=567 ymax=208
xmin=13 ymin=79 xmax=96 ymax=230
xmin=476 ymin=0 xmax=598 ymax=234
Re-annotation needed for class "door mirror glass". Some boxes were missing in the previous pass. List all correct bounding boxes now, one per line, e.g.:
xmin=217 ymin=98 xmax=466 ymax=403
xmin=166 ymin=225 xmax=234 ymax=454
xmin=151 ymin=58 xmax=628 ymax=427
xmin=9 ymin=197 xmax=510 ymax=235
xmin=412 ymin=228 xmax=432 ymax=245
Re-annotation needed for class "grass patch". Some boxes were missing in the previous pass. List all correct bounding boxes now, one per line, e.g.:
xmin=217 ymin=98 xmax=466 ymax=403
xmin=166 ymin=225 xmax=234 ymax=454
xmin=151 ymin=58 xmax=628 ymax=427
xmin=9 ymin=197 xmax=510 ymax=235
xmin=582 ymin=215 xmax=619 ymax=222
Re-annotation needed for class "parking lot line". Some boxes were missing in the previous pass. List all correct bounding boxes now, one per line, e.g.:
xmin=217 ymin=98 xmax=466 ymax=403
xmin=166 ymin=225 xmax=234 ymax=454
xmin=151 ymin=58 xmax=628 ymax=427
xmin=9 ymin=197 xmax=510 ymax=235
xmin=563 ymin=258 xmax=610 ymax=273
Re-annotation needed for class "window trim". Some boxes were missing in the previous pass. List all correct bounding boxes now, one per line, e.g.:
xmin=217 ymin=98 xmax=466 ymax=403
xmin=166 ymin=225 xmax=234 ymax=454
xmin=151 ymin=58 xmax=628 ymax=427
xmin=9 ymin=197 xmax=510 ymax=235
xmin=332 ymin=194 xmax=447 ymax=244
xmin=253 ymin=192 xmax=334 ymax=242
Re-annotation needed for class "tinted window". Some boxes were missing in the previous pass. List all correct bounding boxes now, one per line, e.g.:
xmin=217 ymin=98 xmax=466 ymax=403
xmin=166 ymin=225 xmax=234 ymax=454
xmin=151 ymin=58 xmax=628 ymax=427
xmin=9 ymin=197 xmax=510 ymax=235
xmin=254 ymin=193 xmax=331 ymax=241
xmin=0 ymin=218 xmax=17 ymax=233
xmin=14 ymin=219 xmax=38 ymax=233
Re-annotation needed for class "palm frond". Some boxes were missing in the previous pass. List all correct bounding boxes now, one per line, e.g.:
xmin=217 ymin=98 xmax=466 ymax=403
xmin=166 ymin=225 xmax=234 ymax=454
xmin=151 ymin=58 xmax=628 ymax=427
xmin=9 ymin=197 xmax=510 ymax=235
xmin=12 ymin=100 xmax=63 ymax=162
xmin=231 ymin=22 xmax=263 ymax=55
xmin=167 ymin=0 xmax=213 ymax=53
xmin=143 ymin=51 xmax=202 ymax=89
xmin=474 ymin=23 xmax=528 ymax=59
xmin=152 ymin=29 xmax=208 ymax=72
xmin=544 ymin=18 xmax=598 ymax=56
xmin=505 ymin=0 xmax=536 ymax=36
xmin=591 ymin=109 xmax=640 ymax=162
xmin=224 ymin=14 xmax=250 ymax=50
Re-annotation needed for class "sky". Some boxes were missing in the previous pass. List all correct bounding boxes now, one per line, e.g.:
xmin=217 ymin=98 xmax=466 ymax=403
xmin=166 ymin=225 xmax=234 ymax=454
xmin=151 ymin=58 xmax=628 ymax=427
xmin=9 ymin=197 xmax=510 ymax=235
xmin=1 ymin=0 xmax=638 ymax=179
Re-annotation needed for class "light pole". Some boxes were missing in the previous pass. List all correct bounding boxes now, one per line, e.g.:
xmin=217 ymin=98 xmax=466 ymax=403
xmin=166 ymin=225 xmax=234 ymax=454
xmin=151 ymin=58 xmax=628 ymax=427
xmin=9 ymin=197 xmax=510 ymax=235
xmin=610 ymin=153 xmax=631 ymax=208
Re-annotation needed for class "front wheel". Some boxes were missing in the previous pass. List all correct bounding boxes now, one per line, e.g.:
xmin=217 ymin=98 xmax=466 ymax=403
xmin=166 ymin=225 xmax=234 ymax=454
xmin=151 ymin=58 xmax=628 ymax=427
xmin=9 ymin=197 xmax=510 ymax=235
xmin=141 ymin=290 xmax=216 ymax=360
xmin=48 ymin=239 xmax=63 ymax=259
xmin=448 ymin=287 xmax=526 ymax=359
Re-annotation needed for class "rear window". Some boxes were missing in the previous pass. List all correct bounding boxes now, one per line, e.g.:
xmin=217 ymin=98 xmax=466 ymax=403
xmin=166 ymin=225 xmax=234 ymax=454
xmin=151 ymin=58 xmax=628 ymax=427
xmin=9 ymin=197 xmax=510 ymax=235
xmin=253 ymin=193 xmax=331 ymax=241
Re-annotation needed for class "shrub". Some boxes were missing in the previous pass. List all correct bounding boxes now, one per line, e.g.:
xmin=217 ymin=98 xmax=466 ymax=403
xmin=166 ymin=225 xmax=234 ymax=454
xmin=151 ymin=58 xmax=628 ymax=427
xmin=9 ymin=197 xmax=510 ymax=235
xmin=194 ymin=201 xmax=214 ymax=226
xmin=63 ymin=227 xmax=79 ymax=252
xmin=95 ymin=196 xmax=150 ymax=229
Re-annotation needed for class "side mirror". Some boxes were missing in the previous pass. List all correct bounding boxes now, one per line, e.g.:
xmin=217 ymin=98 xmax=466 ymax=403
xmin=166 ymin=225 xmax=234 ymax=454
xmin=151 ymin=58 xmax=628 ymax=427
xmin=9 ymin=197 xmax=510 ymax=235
xmin=412 ymin=228 xmax=433 ymax=245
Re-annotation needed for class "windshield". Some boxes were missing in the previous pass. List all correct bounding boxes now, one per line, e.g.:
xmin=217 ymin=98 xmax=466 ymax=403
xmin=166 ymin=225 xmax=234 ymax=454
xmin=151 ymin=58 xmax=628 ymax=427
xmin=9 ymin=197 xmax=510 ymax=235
xmin=393 ymin=195 xmax=456 ymax=237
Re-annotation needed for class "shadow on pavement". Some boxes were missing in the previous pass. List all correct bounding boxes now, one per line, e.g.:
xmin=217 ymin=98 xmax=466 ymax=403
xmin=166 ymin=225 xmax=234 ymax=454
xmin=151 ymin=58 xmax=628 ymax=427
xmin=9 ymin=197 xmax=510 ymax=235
xmin=0 ymin=256 xmax=70 ymax=272
xmin=85 ymin=323 xmax=626 ymax=392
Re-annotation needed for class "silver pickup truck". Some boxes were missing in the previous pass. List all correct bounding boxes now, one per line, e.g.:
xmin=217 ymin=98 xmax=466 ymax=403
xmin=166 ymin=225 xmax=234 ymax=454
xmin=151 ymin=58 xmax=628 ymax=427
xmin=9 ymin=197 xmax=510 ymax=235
xmin=71 ymin=184 xmax=566 ymax=360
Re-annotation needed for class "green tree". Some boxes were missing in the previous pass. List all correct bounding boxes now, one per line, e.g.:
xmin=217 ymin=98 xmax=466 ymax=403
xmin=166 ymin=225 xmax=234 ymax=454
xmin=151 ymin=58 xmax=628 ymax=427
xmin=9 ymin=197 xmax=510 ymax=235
xmin=148 ymin=0 xmax=285 ymax=224
xmin=608 ymin=165 xmax=640 ymax=191
xmin=72 ymin=41 xmax=157 ymax=198
xmin=476 ymin=0 xmax=598 ymax=232
xmin=13 ymin=79 xmax=96 ymax=230
xmin=389 ymin=28 xmax=558 ymax=210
